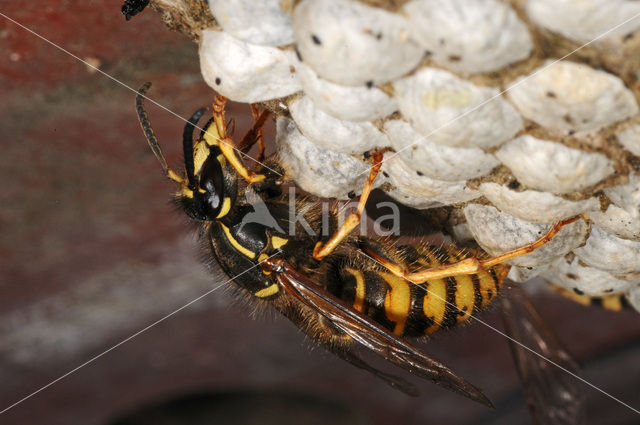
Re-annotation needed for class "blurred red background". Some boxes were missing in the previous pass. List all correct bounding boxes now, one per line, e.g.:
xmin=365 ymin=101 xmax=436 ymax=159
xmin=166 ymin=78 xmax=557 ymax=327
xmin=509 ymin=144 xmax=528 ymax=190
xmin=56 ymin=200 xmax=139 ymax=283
xmin=1 ymin=1 xmax=639 ymax=424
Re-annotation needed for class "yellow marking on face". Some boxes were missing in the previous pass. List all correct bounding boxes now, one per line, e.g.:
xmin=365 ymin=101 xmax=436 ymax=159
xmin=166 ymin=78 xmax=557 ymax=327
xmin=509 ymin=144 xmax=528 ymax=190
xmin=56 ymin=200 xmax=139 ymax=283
xmin=220 ymin=223 xmax=256 ymax=259
xmin=271 ymin=236 xmax=289 ymax=250
xmin=203 ymin=124 xmax=221 ymax=146
xmin=424 ymin=278 xmax=447 ymax=334
xmin=216 ymin=197 xmax=231 ymax=218
xmin=217 ymin=153 xmax=226 ymax=166
xmin=345 ymin=267 xmax=366 ymax=313
xmin=453 ymin=275 xmax=475 ymax=323
xmin=193 ymin=141 xmax=209 ymax=175
xmin=255 ymin=283 xmax=279 ymax=298
xmin=380 ymin=272 xmax=411 ymax=336
xmin=476 ymin=269 xmax=498 ymax=308
xmin=181 ymin=186 xmax=194 ymax=198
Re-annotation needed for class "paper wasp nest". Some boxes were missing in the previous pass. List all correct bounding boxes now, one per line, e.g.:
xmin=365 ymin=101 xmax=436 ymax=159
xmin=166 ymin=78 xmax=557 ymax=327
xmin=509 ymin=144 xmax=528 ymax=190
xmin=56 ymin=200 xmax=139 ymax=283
xmin=149 ymin=0 xmax=640 ymax=310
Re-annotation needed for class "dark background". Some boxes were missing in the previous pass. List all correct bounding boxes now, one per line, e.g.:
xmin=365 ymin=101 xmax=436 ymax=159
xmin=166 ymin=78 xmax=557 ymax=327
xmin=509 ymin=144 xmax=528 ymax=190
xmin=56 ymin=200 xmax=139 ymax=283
xmin=1 ymin=1 xmax=639 ymax=424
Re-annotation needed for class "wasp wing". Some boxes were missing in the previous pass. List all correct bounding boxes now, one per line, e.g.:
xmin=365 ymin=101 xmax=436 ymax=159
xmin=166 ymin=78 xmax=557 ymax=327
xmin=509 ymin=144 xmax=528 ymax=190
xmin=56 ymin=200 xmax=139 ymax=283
xmin=325 ymin=341 xmax=421 ymax=397
xmin=272 ymin=260 xmax=493 ymax=407
xmin=501 ymin=287 xmax=586 ymax=425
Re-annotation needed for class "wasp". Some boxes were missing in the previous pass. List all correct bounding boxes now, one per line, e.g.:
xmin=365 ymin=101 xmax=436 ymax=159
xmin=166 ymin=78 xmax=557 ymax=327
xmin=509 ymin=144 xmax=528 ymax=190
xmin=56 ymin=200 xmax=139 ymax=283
xmin=136 ymin=82 xmax=596 ymax=407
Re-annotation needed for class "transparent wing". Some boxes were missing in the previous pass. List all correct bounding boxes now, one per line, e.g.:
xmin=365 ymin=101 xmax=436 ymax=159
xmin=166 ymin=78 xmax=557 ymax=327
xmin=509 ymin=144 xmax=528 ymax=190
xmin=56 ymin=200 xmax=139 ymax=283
xmin=501 ymin=286 xmax=586 ymax=425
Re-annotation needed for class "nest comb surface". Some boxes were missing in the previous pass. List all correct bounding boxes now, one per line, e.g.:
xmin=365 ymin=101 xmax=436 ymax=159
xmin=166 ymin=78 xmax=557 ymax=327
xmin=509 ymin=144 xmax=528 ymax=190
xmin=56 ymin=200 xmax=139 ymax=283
xmin=146 ymin=0 xmax=640 ymax=310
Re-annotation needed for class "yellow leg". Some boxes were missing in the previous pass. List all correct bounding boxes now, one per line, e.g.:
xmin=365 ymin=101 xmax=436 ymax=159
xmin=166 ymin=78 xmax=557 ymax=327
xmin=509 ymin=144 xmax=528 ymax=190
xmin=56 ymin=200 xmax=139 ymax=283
xmin=313 ymin=150 xmax=385 ymax=260
xmin=212 ymin=95 xmax=266 ymax=183
xmin=363 ymin=215 xmax=585 ymax=283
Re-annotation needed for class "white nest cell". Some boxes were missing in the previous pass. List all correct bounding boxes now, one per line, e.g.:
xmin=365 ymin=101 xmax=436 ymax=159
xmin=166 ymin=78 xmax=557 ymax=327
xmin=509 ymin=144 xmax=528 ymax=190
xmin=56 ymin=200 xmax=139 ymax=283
xmin=590 ymin=204 xmax=640 ymax=241
xmin=604 ymin=174 xmax=640 ymax=211
xmin=544 ymin=256 xmax=639 ymax=297
xmin=292 ymin=0 xmax=424 ymax=86
xmin=275 ymin=117 xmax=369 ymax=199
xmin=208 ymin=0 xmax=294 ymax=46
xmin=507 ymin=60 xmax=639 ymax=133
xmin=463 ymin=204 xmax=589 ymax=268
xmin=404 ymin=0 xmax=533 ymax=74
xmin=385 ymin=188 xmax=443 ymax=210
xmin=617 ymin=125 xmax=640 ymax=157
xmin=479 ymin=182 xmax=599 ymax=224
xmin=393 ymin=68 xmax=522 ymax=149
xmin=507 ymin=261 xmax=561 ymax=283
xmin=573 ymin=224 xmax=640 ymax=274
xmin=616 ymin=125 xmax=640 ymax=156
xmin=495 ymin=135 xmax=615 ymax=194
xmin=590 ymin=175 xmax=640 ymax=240
xmin=450 ymin=222 xmax=475 ymax=244
xmin=288 ymin=96 xmax=390 ymax=154
xmin=382 ymin=155 xmax=481 ymax=206
xmin=526 ymin=0 xmax=640 ymax=44
xmin=199 ymin=30 xmax=301 ymax=103
xmin=384 ymin=119 xmax=499 ymax=181
xmin=294 ymin=61 xmax=398 ymax=122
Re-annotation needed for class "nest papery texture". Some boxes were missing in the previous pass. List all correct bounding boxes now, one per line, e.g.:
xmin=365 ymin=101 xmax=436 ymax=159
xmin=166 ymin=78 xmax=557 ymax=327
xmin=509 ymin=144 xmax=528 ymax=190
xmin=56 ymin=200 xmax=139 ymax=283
xmin=148 ymin=0 xmax=640 ymax=309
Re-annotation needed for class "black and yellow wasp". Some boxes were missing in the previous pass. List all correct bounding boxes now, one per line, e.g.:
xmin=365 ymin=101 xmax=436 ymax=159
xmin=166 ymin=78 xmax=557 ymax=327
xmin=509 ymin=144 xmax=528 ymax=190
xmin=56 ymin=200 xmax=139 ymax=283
xmin=135 ymin=82 xmax=620 ymax=410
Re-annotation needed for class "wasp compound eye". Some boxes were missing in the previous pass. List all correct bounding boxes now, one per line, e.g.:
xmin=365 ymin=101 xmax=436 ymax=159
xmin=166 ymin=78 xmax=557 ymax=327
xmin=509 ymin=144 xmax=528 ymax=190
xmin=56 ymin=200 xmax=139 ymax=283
xmin=198 ymin=155 xmax=225 ymax=217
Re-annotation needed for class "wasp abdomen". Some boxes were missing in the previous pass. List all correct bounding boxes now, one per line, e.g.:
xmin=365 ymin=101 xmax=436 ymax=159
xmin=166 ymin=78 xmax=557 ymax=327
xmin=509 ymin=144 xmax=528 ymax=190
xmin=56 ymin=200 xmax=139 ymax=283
xmin=328 ymin=244 xmax=510 ymax=337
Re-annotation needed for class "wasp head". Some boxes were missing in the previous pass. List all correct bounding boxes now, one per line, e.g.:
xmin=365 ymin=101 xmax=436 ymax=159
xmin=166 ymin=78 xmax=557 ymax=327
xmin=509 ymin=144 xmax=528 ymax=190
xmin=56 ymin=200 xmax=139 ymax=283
xmin=177 ymin=114 xmax=238 ymax=221
xmin=136 ymin=82 xmax=237 ymax=222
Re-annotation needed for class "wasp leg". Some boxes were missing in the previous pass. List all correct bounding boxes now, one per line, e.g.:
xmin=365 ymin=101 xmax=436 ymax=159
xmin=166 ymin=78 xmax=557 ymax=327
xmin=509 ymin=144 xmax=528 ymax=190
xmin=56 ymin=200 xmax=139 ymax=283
xmin=363 ymin=215 xmax=584 ymax=284
xmin=313 ymin=150 xmax=385 ymax=260
xmin=238 ymin=104 xmax=269 ymax=164
xmin=211 ymin=95 xmax=266 ymax=183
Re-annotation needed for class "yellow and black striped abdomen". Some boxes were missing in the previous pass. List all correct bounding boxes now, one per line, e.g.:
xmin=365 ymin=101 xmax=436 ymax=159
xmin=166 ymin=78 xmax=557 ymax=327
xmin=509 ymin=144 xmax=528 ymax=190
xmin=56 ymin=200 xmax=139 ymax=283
xmin=327 ymin=244 xmax=510 ymax=337
xmin=412 ymin=245 xmax=509 ymax=335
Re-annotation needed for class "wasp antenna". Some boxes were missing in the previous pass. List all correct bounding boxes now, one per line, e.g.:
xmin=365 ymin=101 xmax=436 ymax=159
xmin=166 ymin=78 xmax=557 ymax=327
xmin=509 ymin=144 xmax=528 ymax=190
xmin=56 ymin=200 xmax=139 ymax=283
xmin=182 ymin=107 xmax=207 ymax=189
xmin=136 ymin=82 xmax=183 ymax=183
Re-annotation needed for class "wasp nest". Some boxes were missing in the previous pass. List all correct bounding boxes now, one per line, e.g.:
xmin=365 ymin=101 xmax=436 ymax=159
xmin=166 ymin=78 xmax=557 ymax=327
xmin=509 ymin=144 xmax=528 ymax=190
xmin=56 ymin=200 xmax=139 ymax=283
xmin=147 ymin=0 xmax=640 ymax=311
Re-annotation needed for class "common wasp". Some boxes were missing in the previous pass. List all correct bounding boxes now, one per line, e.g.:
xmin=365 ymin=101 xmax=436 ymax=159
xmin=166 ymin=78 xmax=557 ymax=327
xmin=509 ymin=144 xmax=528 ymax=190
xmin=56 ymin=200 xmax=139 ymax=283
xmin=135 ymin=82 xmax=618 ymax=408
